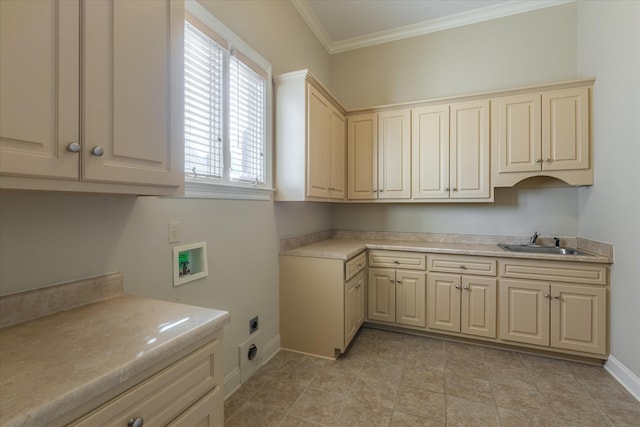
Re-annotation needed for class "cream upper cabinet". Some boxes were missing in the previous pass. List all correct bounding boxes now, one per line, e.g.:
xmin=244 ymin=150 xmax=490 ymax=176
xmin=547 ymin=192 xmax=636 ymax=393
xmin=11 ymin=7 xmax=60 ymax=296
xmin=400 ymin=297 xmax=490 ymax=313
xmin=0 ymin=0 xmax=184 ymax=195
xmin=378 ymin=110 xmax=411 ymax=199
xmin=274 ymin=71 xmax=346 ymax=201
xmin=347 ymin=113 xmax=378 ymax=200
xmin=411 ymin=101 xmax=490 ymax=201
xmin=492 ymin=85 xmax=592 ymax=187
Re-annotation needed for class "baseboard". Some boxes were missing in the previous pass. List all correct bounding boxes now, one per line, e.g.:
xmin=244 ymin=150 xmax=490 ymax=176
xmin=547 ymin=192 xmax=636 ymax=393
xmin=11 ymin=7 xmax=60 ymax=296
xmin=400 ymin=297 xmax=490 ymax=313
xmin=605 ymin=354 xmax=640 ymax=401
xmin=224 ymin=334 xmax=280 ymax=400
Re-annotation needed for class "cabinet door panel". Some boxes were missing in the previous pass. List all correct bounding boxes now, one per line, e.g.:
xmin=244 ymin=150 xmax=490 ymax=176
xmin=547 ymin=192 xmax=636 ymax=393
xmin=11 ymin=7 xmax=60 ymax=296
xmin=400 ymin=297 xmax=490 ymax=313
xmin=307 ymin=85 xmax=331 ymax=198
xmin=167 ymin=387 xmax=223 ymax=427
xmin=347 ymin=114 xmax=377 ymax=199
xmin=0 ymin=0 xmax=79 ymax=179
xmin=411 ymin=105 xmax=450 ymax=199
xmin=396 ymin=270 xmax=426 ymax=328
xmin=499 ymin=279 xmax=550 ymax=346
xmin=461 ymin=277 xmax=497 ymax=338
xmin=368 ymin=268 xmax=395 ymax=323
xmin=450 ymin=100 xmax=490 ymax=199
xmin=494 ymin=93 xmax=542 ymax=173
xmin=329 ymin=108 xmax=346 ymax=199
xmin=550 ymin=284 xmax=606 ymax=355
xmin=542 ymin=87 xmax=589 ymax=171
xmin=83 ymin=0 xmax=182 ymax=187
xmin=427 ymin=273 xmax=460 ymax=332
xmin=345 ymin=270 xmax=365 ymax=347
xmin=378 ymin=110 xmax=411 ymax=199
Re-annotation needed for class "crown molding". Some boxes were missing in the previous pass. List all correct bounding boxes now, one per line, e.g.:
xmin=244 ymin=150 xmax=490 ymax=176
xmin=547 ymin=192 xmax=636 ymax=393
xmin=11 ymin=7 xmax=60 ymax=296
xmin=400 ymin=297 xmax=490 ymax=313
xmin=292 ymin=0 xmax=575 ymax=55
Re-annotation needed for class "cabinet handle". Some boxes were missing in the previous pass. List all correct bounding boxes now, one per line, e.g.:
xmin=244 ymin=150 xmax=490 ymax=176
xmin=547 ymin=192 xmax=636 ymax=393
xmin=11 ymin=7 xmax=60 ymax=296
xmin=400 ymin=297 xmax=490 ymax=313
xmin=553 ymin=294 xmax=560 ymax=300
xmin=452 ymin=187 xmax=458 ymax=192
xmin=379 ymin=189 xmax=384 ymax=193
xmin=396 ymin=280 xmax=401 ymax=284
xmin=389 ymin=279 xmax=395 ymax=283
xmin=543 ymin=293 xmax=550 ymax=299
xmin=458 ymin=265 xmax=466 ymax=270
xmin=393 ymin=260 xmax=400 ymax=264
xmin=373 ymin=189 xmax=377 ymax=192
xmin=91 ymin=146 xmax=104 ymax=157
xmin=328 ymin=187 xmax=336 ymax=191
xmin=445 ymin=187 xmax=450 ymax=191
xmin=463 ymin=285 xmax=470 ymax=291
xmin=455 ymin=284 xmax=461 ymax=290
xmin=67 ymin=142 xmax=81 ymax=153
xmin=536 ymin=158 xmax=543 ymax=163
xmin=128 ymin=418 xmax=144 ymax=427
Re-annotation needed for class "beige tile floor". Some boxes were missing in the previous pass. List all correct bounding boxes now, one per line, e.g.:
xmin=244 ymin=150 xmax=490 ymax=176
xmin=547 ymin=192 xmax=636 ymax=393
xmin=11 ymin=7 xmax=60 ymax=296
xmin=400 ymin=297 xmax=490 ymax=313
xmin=224 ymin=327 xmax=640 ymax=426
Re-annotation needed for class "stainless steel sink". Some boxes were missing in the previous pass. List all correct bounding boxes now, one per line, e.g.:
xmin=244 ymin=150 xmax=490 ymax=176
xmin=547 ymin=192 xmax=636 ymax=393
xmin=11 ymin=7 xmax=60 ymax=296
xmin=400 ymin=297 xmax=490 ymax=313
xmin=498 ymin=244 xmax=592 ymax=256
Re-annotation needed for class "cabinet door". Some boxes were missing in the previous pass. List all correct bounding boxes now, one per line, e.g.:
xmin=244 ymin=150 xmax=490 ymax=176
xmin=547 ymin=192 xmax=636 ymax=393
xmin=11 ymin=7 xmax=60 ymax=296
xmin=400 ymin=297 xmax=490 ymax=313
xmin=411 ymin=105 xmax=450 ymax=199
xmin=345 ymin=270 xmax=365 ymax=347
xmin=83 ymin=0 xmax=183 ymax=187
xmin=542 ymin=87 xmax=589 ymax=171
xmin=329 ymin=107 xmax=346 ymax=199
xmin=396 ymin=270 xmax=426 ymax=328
xmin=368 ymin=268 xmax=395 ymax=323
xmin=378 ymin=110 xmax=411 ymax=199
xmin=450 ymin=100 xmax=490 ymax=199
xmin=550 ymin=284 xmax=606 ymax=355
xmin=306 ymin=85 xmax=332 ymax=198
xmin=461 ymin=276 xmax=497 ymax=338
xmin=0 ymin=0 xmax=79 ymax=179
xmin=167 ymin=387 xmax=223 ymax=427
xmin=493 ymin=93 xmax=542 ymax=173
xmin=499 ymin=279 xmax=550 ymax=346
xmin=347 ymin=113 xmax=377 ymax=200
xmin=427 ymin=273 xmax=461 ymax=333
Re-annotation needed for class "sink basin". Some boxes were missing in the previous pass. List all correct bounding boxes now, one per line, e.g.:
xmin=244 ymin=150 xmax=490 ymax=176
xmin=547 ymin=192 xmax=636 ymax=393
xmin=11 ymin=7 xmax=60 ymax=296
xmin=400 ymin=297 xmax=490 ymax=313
xmin=498 ymin=244 xmax=592 ymax=256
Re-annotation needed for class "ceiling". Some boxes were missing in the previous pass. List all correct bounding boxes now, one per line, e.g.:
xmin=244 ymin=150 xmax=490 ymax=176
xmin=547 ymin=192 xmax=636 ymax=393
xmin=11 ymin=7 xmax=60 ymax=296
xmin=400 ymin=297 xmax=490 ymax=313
xmin=292 ymin=0 xmax=574 ymax=54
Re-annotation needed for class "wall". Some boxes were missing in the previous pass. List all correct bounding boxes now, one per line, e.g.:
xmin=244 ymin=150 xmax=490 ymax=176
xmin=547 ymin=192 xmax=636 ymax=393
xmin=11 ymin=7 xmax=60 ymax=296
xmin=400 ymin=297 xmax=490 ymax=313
xmin=0 ymin=0 xmax=331 ymax=390
xmin=576 ymin=0 xmax=640 ymax=380
xmin=330 ymin=3 xmax=577 ymax=110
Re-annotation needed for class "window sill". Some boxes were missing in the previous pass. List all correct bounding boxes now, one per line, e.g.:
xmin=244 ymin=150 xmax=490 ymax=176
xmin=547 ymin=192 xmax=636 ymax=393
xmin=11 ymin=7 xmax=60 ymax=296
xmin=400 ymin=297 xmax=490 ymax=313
xmin=184 ymin=180 xmax=274 ymax=201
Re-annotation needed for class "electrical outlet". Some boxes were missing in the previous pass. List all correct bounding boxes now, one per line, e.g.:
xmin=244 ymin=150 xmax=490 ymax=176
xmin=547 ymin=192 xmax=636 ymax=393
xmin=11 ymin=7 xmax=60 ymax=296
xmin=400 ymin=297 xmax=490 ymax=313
xmin=249 ymin=316 xmax=259 ymax=334
xmin=168 ymin=221 xmax=180 ymax=243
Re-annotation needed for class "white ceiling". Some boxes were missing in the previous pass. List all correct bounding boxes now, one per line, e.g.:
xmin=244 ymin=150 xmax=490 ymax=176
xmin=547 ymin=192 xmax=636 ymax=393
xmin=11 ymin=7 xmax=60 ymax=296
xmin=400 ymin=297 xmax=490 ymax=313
xmin=292 ymin=0 xmax=574 ymax=54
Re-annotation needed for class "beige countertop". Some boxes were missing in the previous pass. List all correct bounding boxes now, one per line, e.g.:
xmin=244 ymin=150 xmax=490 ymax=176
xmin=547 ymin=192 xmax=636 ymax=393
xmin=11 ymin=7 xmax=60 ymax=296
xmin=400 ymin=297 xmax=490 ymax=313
xmin=280 ymin=237 xmax=612 ymax=264
xmin=0 ymin=275 xmax=230 ymax=427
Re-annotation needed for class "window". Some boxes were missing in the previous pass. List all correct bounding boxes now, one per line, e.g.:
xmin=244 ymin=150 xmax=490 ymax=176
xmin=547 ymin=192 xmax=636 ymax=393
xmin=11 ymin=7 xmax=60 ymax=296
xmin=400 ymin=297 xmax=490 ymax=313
xmin=184 ymin=2 xmax=272 ymax=199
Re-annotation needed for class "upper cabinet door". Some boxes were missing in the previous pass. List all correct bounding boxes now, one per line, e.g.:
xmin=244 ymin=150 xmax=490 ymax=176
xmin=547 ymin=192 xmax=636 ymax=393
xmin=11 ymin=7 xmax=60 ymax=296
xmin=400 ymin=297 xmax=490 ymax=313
xmin=82 ymin=0 xmax=183 ymax=187
xmin=347 ymin=113 xmax=377 ymax=200
xmin=378 ymin=110 xmax=411 ymax=199
xmin=411 ymin=105 xmax=450 ymax=199
xmin=306 ymin=85 xmax=332 ymax=198
xmin=450 ymin=100 xmax=490 ymax=199
xmin=494 ymin=93 xmax=542 ymax=173
xmin=0 ymin=0 xmax=79 ymax=179
xmin=542 ymin=87 xmax=589 ymax=171
xmin=329 ymin=108 xmax=346 ymax=200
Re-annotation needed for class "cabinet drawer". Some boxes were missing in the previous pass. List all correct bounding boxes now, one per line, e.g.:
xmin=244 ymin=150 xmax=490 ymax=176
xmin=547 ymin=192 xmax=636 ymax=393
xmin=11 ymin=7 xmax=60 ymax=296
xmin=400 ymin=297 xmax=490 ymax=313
xmin=368 ymin=251 xmax=426 ymax=270
xmin=427 ymin=255 xmax=497 ymax=276
xmin=499 ymin=259 xmax=607 ymax=285
xmin=345 ymin=252 xmax=367 ymax=280
xmin=72 ymin=338 xmax=221 ymax=426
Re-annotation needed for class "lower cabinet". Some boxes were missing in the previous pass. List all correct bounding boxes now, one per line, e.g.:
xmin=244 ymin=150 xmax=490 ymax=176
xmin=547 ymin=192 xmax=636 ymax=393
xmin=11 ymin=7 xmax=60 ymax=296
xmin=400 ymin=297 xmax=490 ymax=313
xmin=279 ymin=252 xmax=366 ymax=358
xmin=427 ymin=273 xmax=497 ymax=338
xmin=70 ymin=335 xmax=223 ymax=426
xmin=499 ymin=279 xmax=607 ymax=355
xmin=368 ymin=268 xmax=426 ymax=328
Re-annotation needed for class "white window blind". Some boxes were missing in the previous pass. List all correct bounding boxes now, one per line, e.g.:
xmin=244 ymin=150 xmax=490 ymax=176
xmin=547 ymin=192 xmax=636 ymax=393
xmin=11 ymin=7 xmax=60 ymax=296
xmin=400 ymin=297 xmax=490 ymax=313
xmin=184 ymin=10 xmax=268 ymax=191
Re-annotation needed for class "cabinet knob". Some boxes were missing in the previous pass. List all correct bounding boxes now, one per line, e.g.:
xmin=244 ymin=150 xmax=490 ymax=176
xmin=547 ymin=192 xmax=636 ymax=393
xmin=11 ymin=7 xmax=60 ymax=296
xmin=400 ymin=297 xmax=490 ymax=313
xmin=536 ymin=158 xmax=543 ymax=163
xmin=553 ymin=294 xmax=560 ymax=300
xmin=445 ymin=187 xmax=450 ymax=191
xmin=128 ymin=418 xmax=144 ymax=427
xmin=452 ymin=187 xmax=458 ymax=192
xmin=458 ymin=265 xmax=466 ymax=270
xmin=393 ymin=260 xmax=399 ymax=264
xmin=389 ymin=279 xmax=395 ymax=283
xmin=67 ymin=142 xmax=81 ymax=153
xmin=463 ymin=285 xmax=470 ymax=291
xmin=373 ymin=189 xmax=377 ymax=192
xmin=544 ymin=158 xmax=552 ymax=163
xmin=455 ymin=284 xmax=461 ymax=290
xmin=328 ymin=187 xmax=336 ymax=191
xmin=91 ymin=146 xmax=105 ymax=157
xmin=396 ymin=280 xmax=401 ymax=284
xmin=379 ymin=189 xmax=384 ymax=193
xmin=543 ymin=293 xmax=550 ymax=299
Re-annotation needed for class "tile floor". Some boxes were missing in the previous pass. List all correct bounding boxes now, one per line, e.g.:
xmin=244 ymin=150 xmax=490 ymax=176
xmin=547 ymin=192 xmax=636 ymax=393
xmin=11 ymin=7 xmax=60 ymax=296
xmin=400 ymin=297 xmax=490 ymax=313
xmin=224 ymin=327 xmax=640 ymax=426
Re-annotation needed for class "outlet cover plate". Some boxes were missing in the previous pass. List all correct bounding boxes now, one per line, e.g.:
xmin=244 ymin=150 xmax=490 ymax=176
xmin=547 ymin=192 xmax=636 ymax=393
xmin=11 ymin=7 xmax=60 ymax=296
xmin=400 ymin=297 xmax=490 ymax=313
xmin=239 ymin=331 xmax=262 ymax=383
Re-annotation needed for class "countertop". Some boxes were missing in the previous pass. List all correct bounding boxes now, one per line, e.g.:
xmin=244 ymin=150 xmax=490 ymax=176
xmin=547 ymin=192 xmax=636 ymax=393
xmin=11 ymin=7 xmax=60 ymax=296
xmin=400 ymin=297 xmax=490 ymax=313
xmin=280 ymin=237 xmax=612 ymax=264
xmin=0 ymin=281 xmax=230 ymax=427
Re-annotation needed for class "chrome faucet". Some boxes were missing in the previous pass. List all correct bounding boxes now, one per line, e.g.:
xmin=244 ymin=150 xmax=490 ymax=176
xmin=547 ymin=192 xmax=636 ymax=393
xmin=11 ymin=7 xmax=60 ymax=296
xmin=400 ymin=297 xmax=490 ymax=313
xmin=529 ymin=231 xmax=540 ymax=246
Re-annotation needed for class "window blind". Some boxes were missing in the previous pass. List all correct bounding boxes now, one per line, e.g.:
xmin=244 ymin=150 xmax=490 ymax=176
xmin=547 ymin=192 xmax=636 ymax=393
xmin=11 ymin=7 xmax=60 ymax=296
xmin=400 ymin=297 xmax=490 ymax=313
xmin=184 ymin=20 xmax=224 ymax=179
xmin=229 ymin=50 xmax=266 ymax=184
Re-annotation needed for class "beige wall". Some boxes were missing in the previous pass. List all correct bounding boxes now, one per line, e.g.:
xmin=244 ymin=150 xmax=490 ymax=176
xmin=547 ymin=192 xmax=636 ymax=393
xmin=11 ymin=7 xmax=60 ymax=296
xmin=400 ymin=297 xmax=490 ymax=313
xmin=330 ymin=3 xmax=577 ymax=109
xmin=576 ymin=0 xmax=640 ymax=378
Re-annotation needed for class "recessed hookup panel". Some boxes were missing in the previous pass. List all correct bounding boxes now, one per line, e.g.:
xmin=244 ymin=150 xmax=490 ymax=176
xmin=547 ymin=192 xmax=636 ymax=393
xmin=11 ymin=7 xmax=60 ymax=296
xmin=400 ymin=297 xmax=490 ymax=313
xmin=173 ymin=241 xmax=208 ymax=286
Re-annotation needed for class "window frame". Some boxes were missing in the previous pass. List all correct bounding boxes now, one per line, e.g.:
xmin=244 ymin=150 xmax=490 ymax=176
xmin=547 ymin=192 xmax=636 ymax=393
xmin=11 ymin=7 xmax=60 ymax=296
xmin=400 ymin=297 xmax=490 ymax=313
xmin=184 ymin=0 xmax=273 ymax=200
